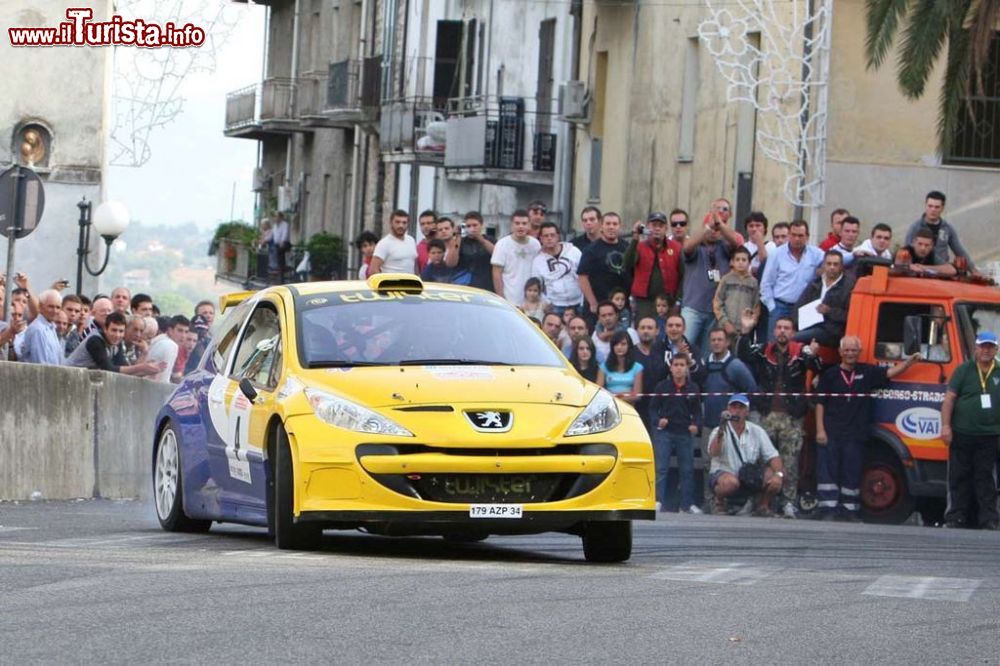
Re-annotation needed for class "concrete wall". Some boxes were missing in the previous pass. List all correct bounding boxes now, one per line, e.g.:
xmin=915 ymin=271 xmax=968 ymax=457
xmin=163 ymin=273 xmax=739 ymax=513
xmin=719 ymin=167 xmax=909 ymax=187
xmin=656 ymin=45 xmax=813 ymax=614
xmin=0 ymin=363 xmax=173 ymax=501
xmin=0 ymin=0 xmax=111 ymax=295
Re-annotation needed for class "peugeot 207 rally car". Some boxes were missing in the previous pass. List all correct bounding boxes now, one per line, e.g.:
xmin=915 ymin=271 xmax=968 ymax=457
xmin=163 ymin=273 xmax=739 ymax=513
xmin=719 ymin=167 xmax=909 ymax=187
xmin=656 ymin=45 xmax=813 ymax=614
xmin=152 ymin=274 xmax=655 ymax=562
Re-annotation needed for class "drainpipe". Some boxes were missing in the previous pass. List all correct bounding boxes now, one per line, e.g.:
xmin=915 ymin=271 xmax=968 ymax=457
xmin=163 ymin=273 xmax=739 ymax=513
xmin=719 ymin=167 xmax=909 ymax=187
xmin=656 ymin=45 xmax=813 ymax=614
xmin=285 ymin=0 xmax=301 ymax=200
xmin=347 ymin=0 xmax=371 ymax=272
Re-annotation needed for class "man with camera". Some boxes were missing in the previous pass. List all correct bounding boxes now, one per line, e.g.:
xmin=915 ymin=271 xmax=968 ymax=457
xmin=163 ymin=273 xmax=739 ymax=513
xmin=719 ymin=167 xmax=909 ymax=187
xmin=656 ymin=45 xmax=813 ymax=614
xmin=707 ymin=393 xmax=784 ymax=517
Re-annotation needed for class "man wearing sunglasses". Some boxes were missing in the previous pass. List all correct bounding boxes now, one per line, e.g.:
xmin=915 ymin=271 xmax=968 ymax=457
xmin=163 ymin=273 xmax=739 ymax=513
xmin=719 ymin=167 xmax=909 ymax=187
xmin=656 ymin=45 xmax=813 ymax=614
xmin=625 ymin=212 xmax=683 ymax=322
xmin=668 ymin=209 xmax=690 ymax=242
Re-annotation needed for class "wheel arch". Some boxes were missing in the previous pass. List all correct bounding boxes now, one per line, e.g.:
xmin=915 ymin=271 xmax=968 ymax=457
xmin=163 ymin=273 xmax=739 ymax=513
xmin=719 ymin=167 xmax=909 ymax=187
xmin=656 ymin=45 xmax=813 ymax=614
xmin=868 ymin=426 xmax=919 ymax=487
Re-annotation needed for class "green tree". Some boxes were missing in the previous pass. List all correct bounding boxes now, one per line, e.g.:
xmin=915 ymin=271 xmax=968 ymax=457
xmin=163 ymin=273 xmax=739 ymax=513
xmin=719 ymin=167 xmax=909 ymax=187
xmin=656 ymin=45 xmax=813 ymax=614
xmin=865 ymin=0 xmax=999 ymax=154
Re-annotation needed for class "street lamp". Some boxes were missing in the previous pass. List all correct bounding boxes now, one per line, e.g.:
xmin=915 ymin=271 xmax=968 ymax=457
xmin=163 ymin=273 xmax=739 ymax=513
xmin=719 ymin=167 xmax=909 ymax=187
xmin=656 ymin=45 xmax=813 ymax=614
xmin=76 ymin=198 xmax=130 ymax=296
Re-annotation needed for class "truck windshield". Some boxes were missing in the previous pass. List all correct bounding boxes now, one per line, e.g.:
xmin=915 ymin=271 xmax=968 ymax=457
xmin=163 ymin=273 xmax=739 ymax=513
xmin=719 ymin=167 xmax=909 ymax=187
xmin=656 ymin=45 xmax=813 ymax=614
xmin=955 ymin=303 xmax=1000 ymax=359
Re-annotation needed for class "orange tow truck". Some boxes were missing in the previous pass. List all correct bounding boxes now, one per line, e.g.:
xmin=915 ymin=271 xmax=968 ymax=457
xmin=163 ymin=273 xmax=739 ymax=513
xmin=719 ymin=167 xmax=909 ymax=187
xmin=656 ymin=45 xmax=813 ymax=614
xmin=802 ymin=263 xmax=1000 ymax=523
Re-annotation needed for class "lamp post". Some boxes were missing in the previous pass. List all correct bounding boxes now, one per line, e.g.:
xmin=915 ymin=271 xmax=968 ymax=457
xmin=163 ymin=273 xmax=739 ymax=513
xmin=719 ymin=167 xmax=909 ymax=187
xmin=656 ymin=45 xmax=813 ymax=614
xmin=76 ymin=198 xmax=130 ymax=296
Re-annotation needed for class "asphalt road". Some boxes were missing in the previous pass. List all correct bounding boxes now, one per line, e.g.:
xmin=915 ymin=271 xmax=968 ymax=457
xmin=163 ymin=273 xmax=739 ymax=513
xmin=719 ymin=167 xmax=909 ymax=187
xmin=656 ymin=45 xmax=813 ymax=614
xmin=1 ymin=500 xmax=998 ymax=664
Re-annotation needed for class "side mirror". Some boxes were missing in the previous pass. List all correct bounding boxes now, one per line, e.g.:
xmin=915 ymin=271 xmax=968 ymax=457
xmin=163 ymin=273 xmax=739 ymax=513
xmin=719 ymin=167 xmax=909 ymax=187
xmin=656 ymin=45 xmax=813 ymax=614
xmin=238 ymin=377 xmax=259 ymax=403
xmin=903 ymin=315 xmax=923 ymax=356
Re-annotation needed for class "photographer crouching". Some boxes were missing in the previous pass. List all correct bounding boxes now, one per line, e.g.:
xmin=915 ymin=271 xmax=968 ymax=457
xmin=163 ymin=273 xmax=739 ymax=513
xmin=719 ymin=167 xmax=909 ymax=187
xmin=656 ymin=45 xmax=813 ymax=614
xmin=707 ymin=394 xmax=784 ymax=517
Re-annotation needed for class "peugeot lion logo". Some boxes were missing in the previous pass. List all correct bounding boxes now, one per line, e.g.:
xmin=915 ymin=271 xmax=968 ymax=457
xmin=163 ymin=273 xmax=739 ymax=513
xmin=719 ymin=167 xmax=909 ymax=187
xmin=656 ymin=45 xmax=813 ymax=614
xmin=465 ymin=410 xmax=513 ymax=432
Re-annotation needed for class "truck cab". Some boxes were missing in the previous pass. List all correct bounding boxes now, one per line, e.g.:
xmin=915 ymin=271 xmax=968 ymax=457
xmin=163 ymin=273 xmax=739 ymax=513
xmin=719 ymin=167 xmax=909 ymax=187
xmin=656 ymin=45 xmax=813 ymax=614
xmin=826 ymin=265 xmax=1000 ymax=523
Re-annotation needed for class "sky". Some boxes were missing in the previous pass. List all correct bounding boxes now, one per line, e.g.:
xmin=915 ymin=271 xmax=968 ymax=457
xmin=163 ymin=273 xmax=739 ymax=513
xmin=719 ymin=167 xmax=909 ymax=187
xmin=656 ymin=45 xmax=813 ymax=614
xmin=107 ymin=2 xmax=266 ymax=230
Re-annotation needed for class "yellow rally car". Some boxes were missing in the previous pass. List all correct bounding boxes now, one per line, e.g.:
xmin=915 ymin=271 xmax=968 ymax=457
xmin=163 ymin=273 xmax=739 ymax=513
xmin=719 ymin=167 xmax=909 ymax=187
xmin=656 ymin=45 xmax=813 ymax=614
xmin=152 ymin=274 xmax=655 ymax=562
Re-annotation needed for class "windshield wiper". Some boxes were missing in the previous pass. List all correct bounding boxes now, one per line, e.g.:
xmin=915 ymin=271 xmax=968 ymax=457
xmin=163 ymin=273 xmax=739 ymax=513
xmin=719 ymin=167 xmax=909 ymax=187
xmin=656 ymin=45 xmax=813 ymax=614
xmin=397 ymin=358 xmax=511 ymax=366
xmin=308 ymin=360 xmax=386 ymax=368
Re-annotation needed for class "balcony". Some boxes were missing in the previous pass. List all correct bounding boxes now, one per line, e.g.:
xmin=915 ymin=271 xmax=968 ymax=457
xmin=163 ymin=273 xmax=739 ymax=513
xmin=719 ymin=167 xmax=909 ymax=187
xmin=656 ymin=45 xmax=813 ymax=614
xmin=443 ymin=96 xmax=558 ymax=187
xmin=379 ymin=97 xmax=447 ymax=165
xmin=304 ymin=58 xmax=382 ymax=130
xmin=224 ymin=78 xmax=304 ymax=139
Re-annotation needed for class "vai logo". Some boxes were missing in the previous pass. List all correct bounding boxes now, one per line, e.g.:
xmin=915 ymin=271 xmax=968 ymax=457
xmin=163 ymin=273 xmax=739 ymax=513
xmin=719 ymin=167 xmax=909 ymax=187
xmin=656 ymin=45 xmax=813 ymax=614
xmin=465 ymin=410 xmax=513 ymax=432
xmin=895 ymin=407 xmax=941 ymax=440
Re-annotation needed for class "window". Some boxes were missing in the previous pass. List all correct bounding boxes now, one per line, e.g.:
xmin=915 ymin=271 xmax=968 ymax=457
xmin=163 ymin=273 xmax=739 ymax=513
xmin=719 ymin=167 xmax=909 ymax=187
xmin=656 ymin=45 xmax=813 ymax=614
xmin=231 ymin=304 xmax=282 ymax=387
xmin=874 ymin=302 xmax=951 ymax=363
xmin=946 ymin=31 xmax=1000 ymax=166
xmin=211 ymin=300 xmax=253 ymax=372
xmin=955 ymin=302 xmax=1000 ymax=360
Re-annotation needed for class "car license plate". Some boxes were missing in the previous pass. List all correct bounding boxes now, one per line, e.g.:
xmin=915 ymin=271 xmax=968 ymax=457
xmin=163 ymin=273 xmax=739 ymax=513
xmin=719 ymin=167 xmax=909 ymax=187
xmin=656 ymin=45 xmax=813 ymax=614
xmin=469 ymin=504 xmax=523 ymax=519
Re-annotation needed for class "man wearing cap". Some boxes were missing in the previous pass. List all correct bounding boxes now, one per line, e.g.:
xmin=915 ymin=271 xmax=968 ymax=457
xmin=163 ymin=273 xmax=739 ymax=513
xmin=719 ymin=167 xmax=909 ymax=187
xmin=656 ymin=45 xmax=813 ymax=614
xmin=707 ymin=393 xmax=784 ymax=516
xmin=814 ymin=336 xmax=919 ymax=521
xmin=624 ymin=212 xmax=683 ymax=322
xmin=527 ymin=201 xmax=548 ymax=240
xmin=940 ymin=331 xmax=1000 ymax=529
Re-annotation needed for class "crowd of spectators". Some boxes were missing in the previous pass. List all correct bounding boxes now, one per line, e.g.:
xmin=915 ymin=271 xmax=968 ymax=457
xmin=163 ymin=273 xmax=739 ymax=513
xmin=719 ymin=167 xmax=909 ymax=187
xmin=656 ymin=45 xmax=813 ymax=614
xmin=0 ymin=274 xmax=215 ymax=385
xmin=358 ymin=190 xmax=994 ymax=526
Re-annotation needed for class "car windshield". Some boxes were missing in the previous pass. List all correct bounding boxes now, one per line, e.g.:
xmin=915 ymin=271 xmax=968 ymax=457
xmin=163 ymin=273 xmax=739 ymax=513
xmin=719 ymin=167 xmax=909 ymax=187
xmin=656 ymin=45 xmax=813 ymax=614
xmin=296 ymin=290 xmax=567 ymax=368
xmin=956 ymin=302 xmax=1000 ymax=359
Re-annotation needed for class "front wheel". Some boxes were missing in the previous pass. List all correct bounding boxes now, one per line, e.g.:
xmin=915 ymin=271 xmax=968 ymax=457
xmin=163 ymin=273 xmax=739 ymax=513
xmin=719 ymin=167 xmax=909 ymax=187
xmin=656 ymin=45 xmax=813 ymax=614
xmin=273 ymin=425 xmax=322 ymax=550
xmin=581 ymin=521 xmax=632 ymax=563
xmin=153 ymin=422 xmax=211 ymax=533
xmin=861 ymin=448 xmax=916 ymax=524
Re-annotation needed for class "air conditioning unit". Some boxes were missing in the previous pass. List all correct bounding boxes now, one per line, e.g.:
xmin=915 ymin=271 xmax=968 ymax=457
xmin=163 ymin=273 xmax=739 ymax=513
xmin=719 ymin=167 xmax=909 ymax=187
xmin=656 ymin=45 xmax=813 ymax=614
xmin=252 ymin=167 xmax=268 ymax=192
xmin=559 ymin=81 xmax=588 ymax=121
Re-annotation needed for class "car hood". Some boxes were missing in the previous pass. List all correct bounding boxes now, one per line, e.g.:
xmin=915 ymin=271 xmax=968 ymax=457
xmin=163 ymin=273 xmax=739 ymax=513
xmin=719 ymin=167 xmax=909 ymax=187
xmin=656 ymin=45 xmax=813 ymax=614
xmin=293 ymin=364 xmax=597 ymax=408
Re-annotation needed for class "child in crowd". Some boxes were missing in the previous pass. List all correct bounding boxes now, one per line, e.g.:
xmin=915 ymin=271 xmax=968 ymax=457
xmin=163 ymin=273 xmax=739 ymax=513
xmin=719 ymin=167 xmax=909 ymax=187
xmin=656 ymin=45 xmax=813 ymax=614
xmin=355 ymin=230 xmax=379 ymax=280
xmin=648 ymin=353 xmax=703 ymax=513
xmin=609 ymin=287 xmax=633 ymax=329
xmin=654 ymin=294 xmax=671 ymax=345
xmin=420 ymin=239 xmax=453 ymax=283
xmin=569 ymin=335 xmax=599 ymax=382
xmin=712 ymin=246 xmax=759 ymax=347
xmin=520 ymin=277 xmax=549 ymax=322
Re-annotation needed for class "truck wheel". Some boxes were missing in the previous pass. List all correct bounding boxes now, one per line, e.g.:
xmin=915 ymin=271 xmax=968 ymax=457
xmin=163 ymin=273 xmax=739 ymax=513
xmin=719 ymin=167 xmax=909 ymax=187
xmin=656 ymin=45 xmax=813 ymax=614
xmin=861 ymin=448 xmax=916 ymax=524
xmin=581 ymin=521 xmax=632 ymax=563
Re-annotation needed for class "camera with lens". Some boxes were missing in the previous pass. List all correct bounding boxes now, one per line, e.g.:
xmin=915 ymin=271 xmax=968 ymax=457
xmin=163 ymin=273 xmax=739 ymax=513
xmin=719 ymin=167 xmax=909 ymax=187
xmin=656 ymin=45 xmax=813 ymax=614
xmin=720 ymin=410 xmax=738 ymax=422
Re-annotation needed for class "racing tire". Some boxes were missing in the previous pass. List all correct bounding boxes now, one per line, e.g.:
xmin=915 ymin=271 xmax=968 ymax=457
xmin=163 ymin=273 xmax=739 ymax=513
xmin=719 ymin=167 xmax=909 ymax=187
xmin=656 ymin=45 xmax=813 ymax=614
xmin=581 ymin=521 xmax=632 ymax=563
xmin=861 ymin=448 xmax=917 ymax=525
xmin=153 ymin=422 xmax=211 ymax=533
xmin=273 ymin=425 xmax=322 ymax=550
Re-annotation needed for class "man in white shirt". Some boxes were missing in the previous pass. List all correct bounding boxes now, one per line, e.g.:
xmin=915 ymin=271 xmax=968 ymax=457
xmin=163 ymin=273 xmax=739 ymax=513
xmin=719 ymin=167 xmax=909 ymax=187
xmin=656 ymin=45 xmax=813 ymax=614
xmin=491 ymin=209 xmax=541 ymax=306
xmin=146 ymin=319 xmax=179 ymax=383
xmin=531 ymin=222 xmax=583 ymax=313
xmin=742 ymin=211 xmax=775 ymax=278
xmin=854 ymin=223 xmax=893 ymax=260
xmin=271 ymin=213 xmax=291 ymax=282
xmin=369 ymin=209 xmax=418 ymax=275
xmin=830 ymin=216 xmax=860 ymax=267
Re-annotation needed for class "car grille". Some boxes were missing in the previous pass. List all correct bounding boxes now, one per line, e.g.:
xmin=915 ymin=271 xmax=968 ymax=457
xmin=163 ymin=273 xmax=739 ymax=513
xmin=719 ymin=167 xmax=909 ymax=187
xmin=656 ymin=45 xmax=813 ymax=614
xmin=358 ymin=444 xmax=615 ymax=503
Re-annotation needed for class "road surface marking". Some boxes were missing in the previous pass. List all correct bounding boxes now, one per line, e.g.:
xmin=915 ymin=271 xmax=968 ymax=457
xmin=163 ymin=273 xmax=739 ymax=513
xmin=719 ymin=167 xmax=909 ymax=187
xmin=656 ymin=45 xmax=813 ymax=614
xmin=0 ymin=526 xmax=37 ymax=535
xmin=651 ymin=561 xmax=780 ymax=586
xmin=863 ymin=575 xmax=982 ymax=602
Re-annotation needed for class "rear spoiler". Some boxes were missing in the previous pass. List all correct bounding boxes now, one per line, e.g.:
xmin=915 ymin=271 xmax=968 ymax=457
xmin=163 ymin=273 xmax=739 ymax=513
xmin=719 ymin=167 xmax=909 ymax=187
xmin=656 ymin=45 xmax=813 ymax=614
xmin=219 ymin=290 xmax=256 ymax=313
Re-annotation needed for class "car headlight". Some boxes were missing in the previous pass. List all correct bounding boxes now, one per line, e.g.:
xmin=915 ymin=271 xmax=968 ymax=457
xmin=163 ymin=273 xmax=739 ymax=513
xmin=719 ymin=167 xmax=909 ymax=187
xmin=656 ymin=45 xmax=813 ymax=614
xmin=564 ymin=389 xmax=621 ymax=436
xmin=305 ymin=389 xmax=413 ymax=437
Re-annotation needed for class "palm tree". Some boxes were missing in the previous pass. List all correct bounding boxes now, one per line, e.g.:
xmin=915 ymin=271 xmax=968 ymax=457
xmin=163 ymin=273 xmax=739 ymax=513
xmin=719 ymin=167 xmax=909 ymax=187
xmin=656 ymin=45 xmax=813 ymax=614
xmin=865 ymin=0 xmax=1000 ymax=156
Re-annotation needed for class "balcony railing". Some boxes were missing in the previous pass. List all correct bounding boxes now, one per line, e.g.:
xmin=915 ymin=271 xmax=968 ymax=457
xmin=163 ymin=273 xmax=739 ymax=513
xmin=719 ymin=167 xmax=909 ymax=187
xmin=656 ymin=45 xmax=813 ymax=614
xmin=379 ymin=96 xmax=447 ymax=164
xmin=224 ymin=78 xmax=299 ymax=135
xmin=442 ymin=95 xmax=559 ymax=184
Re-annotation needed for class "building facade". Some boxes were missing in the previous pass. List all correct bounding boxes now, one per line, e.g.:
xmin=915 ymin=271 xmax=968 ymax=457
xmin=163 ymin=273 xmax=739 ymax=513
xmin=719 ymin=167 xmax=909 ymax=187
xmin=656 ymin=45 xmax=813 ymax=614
xmin=0 ymin=0 xmax=113 ymax=295
xmin=568 ymin=0 xmax=999 ymax=260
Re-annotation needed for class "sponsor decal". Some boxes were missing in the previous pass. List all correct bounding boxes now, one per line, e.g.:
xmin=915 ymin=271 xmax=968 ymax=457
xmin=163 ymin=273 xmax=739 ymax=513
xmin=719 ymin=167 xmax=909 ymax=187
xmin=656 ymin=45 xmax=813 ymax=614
xmin=425 ymin=366 xmax=494 ymax=381
xmin=895 ymin=406 xmax=941 ymax=441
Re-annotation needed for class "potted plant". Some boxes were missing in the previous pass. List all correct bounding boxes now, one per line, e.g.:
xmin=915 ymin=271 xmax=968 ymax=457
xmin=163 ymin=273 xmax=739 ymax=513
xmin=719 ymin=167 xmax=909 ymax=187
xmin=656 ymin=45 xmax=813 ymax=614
xmin=210 ymin=221 xmax=259 ymax=274
xmin=306 ymin=232 xmax=344 ymax=281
